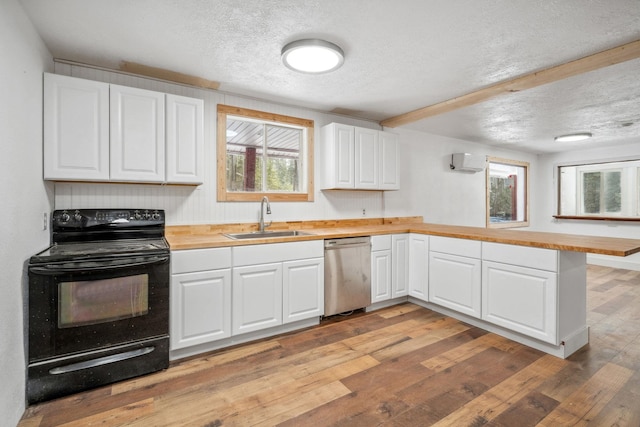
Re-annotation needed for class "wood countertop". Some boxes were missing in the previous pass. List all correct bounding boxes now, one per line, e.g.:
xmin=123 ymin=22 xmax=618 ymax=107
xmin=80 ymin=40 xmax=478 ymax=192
xmin=166 ymin=217 xmax=640 ymax=257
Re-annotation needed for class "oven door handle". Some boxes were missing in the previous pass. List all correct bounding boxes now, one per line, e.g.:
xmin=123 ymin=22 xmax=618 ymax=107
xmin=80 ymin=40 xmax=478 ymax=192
xmin=49 ymin=346 xmax=156 ymax=375
xmin=29 ymin=255 xmax=170 ymax=274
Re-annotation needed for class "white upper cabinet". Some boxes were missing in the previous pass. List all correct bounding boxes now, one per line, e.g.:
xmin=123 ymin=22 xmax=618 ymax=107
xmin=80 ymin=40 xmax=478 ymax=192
xmin=110 ymin=85 xmax=165 ymax=182
xmin=321 ymin=122 xmax=399 ymax=190
xmin=44 ymin=73 xmax=109 ymax=181
xmin=379 ymin=131 xmax=399 ymax=190
xmin=43 ymin=73 xmax=203 ymax=185
xmin=354 ymin=127 xmax=379 ymax=189
xmin=321 ymin=123 xmax=355 ymax=189
xmin=165 ymin=94 xmax=204 ymax=184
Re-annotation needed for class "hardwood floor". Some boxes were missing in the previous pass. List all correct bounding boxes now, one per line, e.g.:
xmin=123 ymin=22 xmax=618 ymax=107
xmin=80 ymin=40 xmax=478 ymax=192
xmin=19 ymin=265 xmax=640 ymax=426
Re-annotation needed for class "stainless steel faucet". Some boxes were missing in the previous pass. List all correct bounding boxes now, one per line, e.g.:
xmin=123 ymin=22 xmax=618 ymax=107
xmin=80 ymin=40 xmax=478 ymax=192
xmin=259 ymin=196 xmax=272 ymax=232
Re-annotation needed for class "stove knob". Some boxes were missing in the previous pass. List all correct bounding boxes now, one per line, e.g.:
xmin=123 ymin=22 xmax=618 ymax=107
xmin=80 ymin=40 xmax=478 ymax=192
xmin=143 ymin=210 xmax=151 ymax=220
xmin=134 ymin=210 xmax=142 ymax=220
xmin=151 ymin=211 xmax=161 ymax=221
xmin=60 ymin=211 xmax=70 ymax=222
xmin=73 ymin=210 xmax=82 ymax=221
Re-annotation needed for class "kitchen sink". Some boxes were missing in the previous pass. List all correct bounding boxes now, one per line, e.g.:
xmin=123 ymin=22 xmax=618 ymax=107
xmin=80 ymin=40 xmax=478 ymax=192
xmin=224 ymin=230 xmax=313 ymax=240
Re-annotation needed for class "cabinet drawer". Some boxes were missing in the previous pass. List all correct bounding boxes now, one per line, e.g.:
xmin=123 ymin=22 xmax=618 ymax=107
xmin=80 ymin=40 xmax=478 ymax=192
xmin=483 ymin=242 xmax=557 ymax=272
xmin=430 ymin=236 xmax=481 ymax=258
xmin=371 ymin=234 xmax=392 ymax=251
xmin=171 ymin=247 xmax=232 ymax=274
xmin=233 ymin=240 xmax=323 ymax=267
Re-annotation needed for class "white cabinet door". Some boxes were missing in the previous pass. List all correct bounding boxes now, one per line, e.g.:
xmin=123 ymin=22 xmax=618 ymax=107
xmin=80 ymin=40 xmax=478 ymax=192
xmin=409 ymin=234 xmax=428 ymax=300
xmin=392 ymin=234 xmax=409 ymax=298
xmin=43 ymin=73 xmax=109 ymax=181
xmin=232 ymin=263 xmax=283 ymax=335
xmin=322 ymin=123 xmax=355 ymax=189
xmin=165 ymin=94 xmax=204 ymax=184
xmin=354 ymin=127 xmax=379 ymax=189
xmin=170 ymin=269 xmax=231 ymax=350
xmin=371 ymin=249 xmax=392 ymax=303
xmin=110 ymin=84 xmax=165 ymax=182
xmin=379 ymin=131 xmax=399 ymax=190
xmin=482 ymin=261 xmax=558 ymax=344
xmin=429 ymin=251 xmax=481 ymax=318
xmin=283 ymin=258 xmax=324 ymax=323
xmin=322 ymin=123 xmax=400 ymax=190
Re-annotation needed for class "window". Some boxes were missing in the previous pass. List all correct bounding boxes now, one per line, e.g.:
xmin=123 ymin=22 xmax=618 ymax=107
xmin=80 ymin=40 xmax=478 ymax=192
xmin=217 ymin=104 xmax=314 ymax=202
xmin=557 ymin=159 xmax=640 ymax=219
xmin=486 ymin=157 xmax=529 ymax=228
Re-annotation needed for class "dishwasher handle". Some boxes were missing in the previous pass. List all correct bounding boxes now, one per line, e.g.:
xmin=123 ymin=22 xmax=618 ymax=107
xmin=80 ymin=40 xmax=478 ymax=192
xmin=324 ymin=237 xmax=371 ymax=250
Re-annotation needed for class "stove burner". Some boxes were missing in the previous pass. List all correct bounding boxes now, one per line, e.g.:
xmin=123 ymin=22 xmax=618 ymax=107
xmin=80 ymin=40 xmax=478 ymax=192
xmin=31 ymin=238 xmax=169 ymax=263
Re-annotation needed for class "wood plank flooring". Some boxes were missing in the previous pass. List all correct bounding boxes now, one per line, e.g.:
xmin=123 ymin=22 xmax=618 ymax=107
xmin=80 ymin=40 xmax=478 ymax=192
xmin=19 ymin=265 xmax=640 ymax=426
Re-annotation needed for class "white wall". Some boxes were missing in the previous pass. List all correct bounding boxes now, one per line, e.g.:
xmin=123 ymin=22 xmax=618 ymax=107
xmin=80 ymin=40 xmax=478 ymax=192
xmin=51 ymin=69 xmax=540 ymax=230
xmin=0 ymin=0 xmax=53 ymax=424
xmin=383 ymin=128 xmax=539 ymax=227
xmin=536 ymin=143 xmax=640 ymax=269
xmin=52 ymin=63 xmax=390 ymax=225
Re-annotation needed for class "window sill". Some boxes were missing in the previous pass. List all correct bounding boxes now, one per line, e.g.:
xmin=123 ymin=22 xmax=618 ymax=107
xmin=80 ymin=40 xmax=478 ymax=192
xmin=218 ymin=192 xmax=313 ymax=202
xmin=487 ymin=220 xmax=530 ymax=229
xmin=553 ymin=215 xmax=640 ymax=222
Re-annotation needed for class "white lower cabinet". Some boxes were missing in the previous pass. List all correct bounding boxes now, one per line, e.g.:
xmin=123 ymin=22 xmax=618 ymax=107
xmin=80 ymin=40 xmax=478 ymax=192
xmin=232 ymin=240 xmax=324 ymax=336
xmin=283 ymin=258 xmax=324 ymax=323
xmin=371 ymin=235 xmax=392 ymax=303
xmin=232 ymin=263 xmax=283 ymax=335
xmin=171 ymin=241 xmax=323 ymax=358
xmin=428 ymin=236 xmax=482 ymax=318
xmin=482 ymin=261 xmax=557 ymax=344
xmin=170 ymin=247 xmax=232 ymax=351
xmin=392 ymin=234 xmax=409 ymax=298
xmin=171 ymin=269 xmax=231 ymax=350
xmin=408 ymin=234 xmax=428 ymax=300
xmin=371 ymin=249 xmax=392 ymax=303
xmin=371 ymin=234 xmax=409 ymax=304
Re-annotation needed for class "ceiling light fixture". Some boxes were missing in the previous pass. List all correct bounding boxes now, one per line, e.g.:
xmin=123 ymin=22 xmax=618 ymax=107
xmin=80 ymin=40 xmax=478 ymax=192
xmin=281 ymin=39 xmax=344 ymax=74
xmin=554 ymin=132 xmax=593 ymax=142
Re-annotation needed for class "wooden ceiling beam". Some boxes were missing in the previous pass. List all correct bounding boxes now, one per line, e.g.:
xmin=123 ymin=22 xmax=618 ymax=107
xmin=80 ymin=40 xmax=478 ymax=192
xmin=380 ymin=39 xmax=640 ymax=128
xmin=119 ymin=61 xmax=220 ymax=90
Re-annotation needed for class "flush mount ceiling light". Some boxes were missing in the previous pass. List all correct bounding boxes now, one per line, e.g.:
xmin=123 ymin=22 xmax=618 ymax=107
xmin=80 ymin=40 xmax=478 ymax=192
xmin=554 ymin=132 xmax=593 ymax=142
xmin=281 ymin=39 xmax=344 ymax=74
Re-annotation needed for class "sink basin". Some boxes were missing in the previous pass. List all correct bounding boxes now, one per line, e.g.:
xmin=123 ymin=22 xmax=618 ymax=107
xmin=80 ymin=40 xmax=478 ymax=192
xmin=224 ymin=230 xmax=312 ymax=240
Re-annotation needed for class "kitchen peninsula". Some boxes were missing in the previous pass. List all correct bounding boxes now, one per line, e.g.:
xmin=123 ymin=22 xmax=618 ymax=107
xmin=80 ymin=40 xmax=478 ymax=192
xmin=166 ymin=217 xmax=640 ymax=360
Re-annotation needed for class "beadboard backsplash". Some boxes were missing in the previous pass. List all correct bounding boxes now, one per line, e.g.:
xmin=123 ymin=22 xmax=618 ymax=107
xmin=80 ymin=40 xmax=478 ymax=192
xmin=52 ymin=62 xmax=393 ymax=225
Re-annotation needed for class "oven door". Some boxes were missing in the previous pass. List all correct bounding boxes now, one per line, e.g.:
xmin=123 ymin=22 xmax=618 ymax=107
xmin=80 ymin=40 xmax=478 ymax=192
xmin=28 ymin=254 xmax=169 ymax=362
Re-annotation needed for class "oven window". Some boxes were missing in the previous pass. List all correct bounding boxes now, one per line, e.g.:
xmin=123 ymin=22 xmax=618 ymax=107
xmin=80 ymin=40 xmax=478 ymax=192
xmin=58 ymin=274 xmax=149 ymax=328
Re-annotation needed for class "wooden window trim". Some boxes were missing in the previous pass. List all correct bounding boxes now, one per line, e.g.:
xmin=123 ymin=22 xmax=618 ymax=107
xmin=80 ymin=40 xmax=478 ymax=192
xmin=486 ymin=156 xmax=530 ymax=229
xmin=216 ymin=104 xmax=314 ymax=202
xmin=553 ymin=215 xmax=640 ymax=222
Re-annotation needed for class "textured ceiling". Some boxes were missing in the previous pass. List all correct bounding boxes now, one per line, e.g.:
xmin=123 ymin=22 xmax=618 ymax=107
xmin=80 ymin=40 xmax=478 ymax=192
xmin=19 ymin=0 xmax=640 ymax=154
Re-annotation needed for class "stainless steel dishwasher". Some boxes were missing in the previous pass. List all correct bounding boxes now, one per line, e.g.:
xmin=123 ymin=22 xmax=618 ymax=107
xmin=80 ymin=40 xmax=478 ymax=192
xmin=324 ymin=236 xmax=372 ymax=316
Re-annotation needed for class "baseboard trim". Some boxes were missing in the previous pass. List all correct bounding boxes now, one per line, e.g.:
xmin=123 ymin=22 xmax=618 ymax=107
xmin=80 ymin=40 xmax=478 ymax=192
xmin=587 ymin=254 xmax=640 ymax=271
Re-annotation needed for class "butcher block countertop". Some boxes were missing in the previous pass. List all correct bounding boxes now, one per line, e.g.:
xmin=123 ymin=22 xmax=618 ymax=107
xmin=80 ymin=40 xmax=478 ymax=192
xmin=166 ymin=217 xmax=640 ymax=257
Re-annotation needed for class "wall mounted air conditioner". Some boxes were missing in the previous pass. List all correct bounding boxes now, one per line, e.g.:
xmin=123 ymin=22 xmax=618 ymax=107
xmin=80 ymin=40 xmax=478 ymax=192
xmin=450 ymin=153 xmax=486 ymax=172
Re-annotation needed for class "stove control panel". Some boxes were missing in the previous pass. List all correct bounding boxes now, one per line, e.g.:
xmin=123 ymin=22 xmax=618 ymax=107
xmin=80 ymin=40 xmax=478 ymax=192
xmin=52 ymin=209 xmax=165 ymax=228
